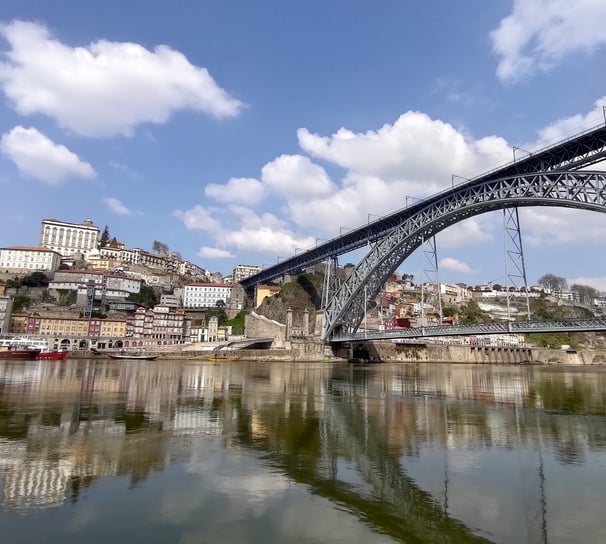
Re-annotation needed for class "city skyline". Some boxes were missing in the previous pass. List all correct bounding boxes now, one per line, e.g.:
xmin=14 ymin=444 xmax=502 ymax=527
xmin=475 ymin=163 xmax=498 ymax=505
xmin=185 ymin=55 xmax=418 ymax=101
xmin=1 ymin=2 xmax=606 ymax=287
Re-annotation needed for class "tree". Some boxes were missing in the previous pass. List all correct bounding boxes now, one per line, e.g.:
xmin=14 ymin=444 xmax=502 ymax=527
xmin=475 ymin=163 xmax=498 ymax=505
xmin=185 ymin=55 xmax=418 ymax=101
xmin=127 ymin=284 xmax=160 ymax=308
xmin=570 ymin=283 xmax=598 ymax=304
xmin=99 ymin=226 xmax=110 ymax=248
xmin=538 ymin=273 xmax=568 ymax=293
xmin=458 ymin=300 xmax=492 ymax=325
xmin=152 ymin=240 xmax=169 ymax=254
xmin=109 ymin=236 xmax=120 ymax=248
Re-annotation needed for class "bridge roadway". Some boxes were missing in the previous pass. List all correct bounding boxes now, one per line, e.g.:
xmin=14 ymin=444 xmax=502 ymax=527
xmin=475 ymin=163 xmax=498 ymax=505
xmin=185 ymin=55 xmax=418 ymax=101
xmin=331 ymin=317 xmax=606 ymax=343
xmin=241 ymin=123 xmax=606 ymax=289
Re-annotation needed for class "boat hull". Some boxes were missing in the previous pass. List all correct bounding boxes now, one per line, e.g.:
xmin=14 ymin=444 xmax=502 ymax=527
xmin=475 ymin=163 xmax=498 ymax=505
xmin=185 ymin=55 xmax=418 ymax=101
xmin=0 ymin=349 xmax=42 ymax=360
xmin=107 ymin=354 xmax=158 ymax=361
xmin=37 ymin=351 xmax=69 ymax=360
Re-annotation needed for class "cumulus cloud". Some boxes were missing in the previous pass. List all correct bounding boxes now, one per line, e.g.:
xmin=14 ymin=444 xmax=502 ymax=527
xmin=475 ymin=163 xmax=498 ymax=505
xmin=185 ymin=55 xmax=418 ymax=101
xmin=205 ymin=177 xmax=264 ymax=205
xmin=198 ymin=247 xmax=234 ymax=259
xmin=439 ymin=257 xmax=473 ymax=274
xmin=103 ymin=197 xmax=132 ymax=215
xmin=536 ymin=97 xmax=606 ymax=144
xmin=173 ymin=205 xmax=224 ymax=234
xmin=297 ymin=112 xmax=511 ymax=184
xmin=261 ymin=154 xmax=335 ymax=198
xmin=520 ymin=207 xmax=606 ymax=246
xmin=0 ymin=20 xmax=243 ymax=137
xmin=491 ymin=0 xmax=606 ymax=82
xmin=0 ymin=125 xmax=95 ymax=183
xmin=174 ymin=204 xmax=314 ymax=257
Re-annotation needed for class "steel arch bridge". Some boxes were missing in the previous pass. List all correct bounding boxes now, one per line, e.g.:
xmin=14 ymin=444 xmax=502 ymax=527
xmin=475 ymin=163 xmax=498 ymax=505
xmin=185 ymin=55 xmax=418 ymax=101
xmin=239 ymin=123 xmax=606 ymax=341
xmin=324 ymin=170 xmax=606 ymax=339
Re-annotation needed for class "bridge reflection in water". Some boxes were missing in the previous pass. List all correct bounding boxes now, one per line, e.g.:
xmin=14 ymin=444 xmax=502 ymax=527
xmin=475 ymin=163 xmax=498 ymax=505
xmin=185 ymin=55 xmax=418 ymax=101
xmin=0 ymin=360 xmax=605 ymax=543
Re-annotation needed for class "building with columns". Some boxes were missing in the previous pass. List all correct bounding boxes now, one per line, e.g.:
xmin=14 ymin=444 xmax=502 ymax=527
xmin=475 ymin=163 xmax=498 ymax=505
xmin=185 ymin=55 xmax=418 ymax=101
xmin=39 ymin=218 xmax=100 ymax=259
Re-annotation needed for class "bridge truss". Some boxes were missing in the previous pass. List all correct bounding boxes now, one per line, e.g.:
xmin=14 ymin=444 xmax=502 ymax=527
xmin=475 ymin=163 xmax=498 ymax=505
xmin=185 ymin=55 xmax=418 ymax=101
xmin=324 ymin=170 xmax=606 ymax=338
xmin=238 ymin=123 xmax=606 ymax=341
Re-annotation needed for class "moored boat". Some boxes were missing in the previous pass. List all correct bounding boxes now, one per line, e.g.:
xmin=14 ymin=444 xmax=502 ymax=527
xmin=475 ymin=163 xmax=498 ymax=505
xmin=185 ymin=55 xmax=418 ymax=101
xmin=0 ymin=347 xmax=42 ymax=360
xmin=107 ymin=352 xmax=158 ymax=361
xmin=37 ymin=351 xmax=69 ymax=360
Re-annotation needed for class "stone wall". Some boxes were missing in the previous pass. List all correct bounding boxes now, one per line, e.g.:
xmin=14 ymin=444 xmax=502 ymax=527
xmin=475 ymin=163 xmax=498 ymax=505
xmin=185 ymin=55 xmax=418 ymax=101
xmin=335 ymin=341 xmax=605 ymax=365
xmin=245 ymin=311 xmax=287 ymax=347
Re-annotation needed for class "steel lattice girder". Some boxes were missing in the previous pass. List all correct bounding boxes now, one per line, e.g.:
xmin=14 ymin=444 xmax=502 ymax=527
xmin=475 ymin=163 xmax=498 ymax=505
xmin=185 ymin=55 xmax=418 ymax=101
xmin=323 ymin=170 xmax=606 ymax=339
xmin=241 ymin=124 xmax=606 ymax=290
xmin=331 ymin=317 xmax=606 ymax=342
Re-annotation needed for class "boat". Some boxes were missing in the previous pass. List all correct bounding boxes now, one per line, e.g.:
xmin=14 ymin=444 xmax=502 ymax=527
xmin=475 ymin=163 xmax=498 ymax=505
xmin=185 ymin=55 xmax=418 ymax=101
xmin=37 ymin=350 xmax=69 ymax=360
xmin=0 ymin=346 xmax=42 ymax=360
xmin=106 ymin=352 xmax=158 ymax=361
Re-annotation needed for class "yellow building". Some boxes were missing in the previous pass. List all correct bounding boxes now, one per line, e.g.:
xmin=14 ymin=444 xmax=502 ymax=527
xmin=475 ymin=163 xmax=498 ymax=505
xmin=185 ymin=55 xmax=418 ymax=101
xmin=255 ymin=285 xmax=281 ymax=308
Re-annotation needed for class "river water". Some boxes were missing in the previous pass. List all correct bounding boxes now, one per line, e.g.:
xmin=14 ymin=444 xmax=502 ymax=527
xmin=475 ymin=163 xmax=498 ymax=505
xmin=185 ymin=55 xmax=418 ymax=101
xmin=0 ymin=359 xmax=604 ymax=544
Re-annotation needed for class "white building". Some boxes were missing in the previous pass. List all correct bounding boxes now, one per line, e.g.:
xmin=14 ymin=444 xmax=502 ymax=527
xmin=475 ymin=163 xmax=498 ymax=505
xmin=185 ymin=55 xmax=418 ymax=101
xmin=183 ymin=283 xmax=232 ymax=308
xmin=0 ymin=246 xmax=63 ymax=273
xmin=232 ymin=264 xmax=261 ymax=284
xmin=39 ymin=218 xmax=99 ymax=258
xmin=0 ymin=296 xmax=13 ymax=333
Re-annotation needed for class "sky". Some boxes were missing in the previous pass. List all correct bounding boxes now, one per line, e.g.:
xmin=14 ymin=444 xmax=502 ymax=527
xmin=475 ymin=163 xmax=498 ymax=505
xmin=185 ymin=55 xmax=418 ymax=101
xmin=1 ymin=1 xmax=606 ymax=289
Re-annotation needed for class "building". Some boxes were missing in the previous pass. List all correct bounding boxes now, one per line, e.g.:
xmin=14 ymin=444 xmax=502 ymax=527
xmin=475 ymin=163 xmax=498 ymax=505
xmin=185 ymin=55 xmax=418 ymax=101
xmin=232 ymin=264 xmax=261 ymax=284
xmin=125 ymin=306 xmax=191 ymax=345
xmin=0 ymin=296 xmax=13 ymax=334
xmin=39 ymin=218 xmax=100 ymax=259
xmin=183 ymin=283 xmax=232 ymax=309
xmin=0 ymin=246 xmax=62 ymax=273
xmin=255 ymin=285 xmax=281 ymax=307
xmin=10 ymin=314 xmax=126 ymax=340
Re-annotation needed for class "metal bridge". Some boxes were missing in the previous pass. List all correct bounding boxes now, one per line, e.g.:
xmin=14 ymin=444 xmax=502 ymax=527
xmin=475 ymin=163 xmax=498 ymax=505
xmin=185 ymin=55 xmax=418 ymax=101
xmin=331 ymin=317 xmax=606 ymax=343
xmin=240 ymin=122 xmax=606 ymax=341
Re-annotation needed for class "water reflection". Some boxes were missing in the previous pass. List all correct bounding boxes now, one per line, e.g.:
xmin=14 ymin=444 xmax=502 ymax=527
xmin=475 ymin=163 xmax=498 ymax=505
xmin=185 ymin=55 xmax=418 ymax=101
xmin=0 ymin=359 xmax=605 ymax=543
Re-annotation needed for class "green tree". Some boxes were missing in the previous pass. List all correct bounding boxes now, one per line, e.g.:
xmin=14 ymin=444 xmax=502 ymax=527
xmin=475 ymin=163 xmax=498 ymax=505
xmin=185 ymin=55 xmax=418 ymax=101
xmin=12 ymin=294 xmax=31 ymax=313
xmin=99 ymin=226 xmax=110 ymax=248
xmin=458 ymin=300 xmax=492 ymax=324
xmin=127 ymin=284 xmax=159 ymax=308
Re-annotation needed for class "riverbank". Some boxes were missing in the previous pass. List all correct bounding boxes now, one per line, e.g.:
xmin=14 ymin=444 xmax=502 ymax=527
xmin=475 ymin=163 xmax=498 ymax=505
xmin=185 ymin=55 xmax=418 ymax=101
xmin=64 ymin=340 xmax=606 ymax=364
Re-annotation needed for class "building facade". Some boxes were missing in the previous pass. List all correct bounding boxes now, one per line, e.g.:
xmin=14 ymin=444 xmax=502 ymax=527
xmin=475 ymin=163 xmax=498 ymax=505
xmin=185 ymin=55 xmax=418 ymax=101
xmin=0 ymin=246 xmax=62 ymax=273
xmin=125 ymin=305 xmax=191 ymax=345
xmin=232 ymin=264 xmax=261 ymax=284
xmin=183 ymin=283 xmax=232 ymax=309
xmin=39 ymin=218 xmax=100 ymax=259
xmin=0 ymin=296 xmax=13 ymax=334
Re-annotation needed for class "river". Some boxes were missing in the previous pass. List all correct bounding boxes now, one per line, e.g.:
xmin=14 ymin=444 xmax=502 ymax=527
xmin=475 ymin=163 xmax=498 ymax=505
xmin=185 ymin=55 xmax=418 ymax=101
xmin=0 ymin=359 xmax=604 ymax=543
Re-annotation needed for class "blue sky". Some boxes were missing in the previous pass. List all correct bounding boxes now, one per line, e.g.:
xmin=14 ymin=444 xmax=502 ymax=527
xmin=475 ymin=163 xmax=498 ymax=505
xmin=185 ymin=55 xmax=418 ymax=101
xmin=1 ymin=1 xmax=606 ymax=288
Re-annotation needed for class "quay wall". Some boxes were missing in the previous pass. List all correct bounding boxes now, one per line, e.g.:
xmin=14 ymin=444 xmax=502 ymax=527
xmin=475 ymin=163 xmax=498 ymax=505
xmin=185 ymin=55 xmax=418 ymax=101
xmin=338 ymin=341 xmax=606 ymax=365
xmin=70 ymin=341 xmax=606 ymax=364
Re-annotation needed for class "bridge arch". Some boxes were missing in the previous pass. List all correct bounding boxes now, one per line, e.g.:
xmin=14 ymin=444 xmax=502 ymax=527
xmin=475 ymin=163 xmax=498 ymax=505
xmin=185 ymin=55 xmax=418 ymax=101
xmin=324 ymin=170 xmax=606 ymax=339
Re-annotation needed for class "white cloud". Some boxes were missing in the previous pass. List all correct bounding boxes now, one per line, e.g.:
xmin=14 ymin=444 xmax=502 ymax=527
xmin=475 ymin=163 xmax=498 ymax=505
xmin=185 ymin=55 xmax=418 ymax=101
xmin=174 ymin=204 xmax=314 ymax=257
xmin=198 ymin=247 xmax=234 ymax=259
xmin=520 ymin=207 xmax=606 ymax=246
xmin=103 ymin=197 xmax=132 ymax=215
xmin=261 ymin=154 xmax=335 ymax=198
xmin=0 ymin=20 xmax=243 ymax=137
xmin=536 ymin=97 xmax=606 ymax=144
xmin=491 ymin=0 xmax=606 ymax=82
xmin=205 ymin=177 xmax=264 ymax=205
xmin=297 ymin=112 xmax=511 ymax=183
xmin=0 ymin=125 xmax=95 ymax=183
xmin=173 ymin=205 xmax=224 ymax=234
xmin=439 ymin=257 xmax=473 ymax=274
